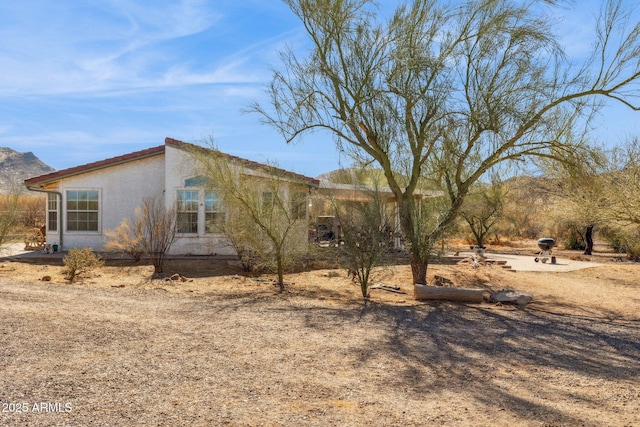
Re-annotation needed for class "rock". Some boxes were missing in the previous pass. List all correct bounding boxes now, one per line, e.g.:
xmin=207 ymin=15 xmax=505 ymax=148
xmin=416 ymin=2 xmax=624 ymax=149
xmin=490 ymin=289 xmax=532 ymax=306
xmin=434 ymin=275 xmax=453 ymax=286
xmin=41 ymin=275 xmax=51 ymax=282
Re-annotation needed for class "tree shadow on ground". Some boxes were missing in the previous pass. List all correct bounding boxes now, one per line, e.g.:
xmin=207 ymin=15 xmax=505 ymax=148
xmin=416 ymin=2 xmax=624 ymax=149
xmin=344 ymin=301 xmax=640 ymax=424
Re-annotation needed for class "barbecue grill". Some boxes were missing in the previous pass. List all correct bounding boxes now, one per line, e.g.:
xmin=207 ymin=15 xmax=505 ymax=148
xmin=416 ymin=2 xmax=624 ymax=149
xmin=535 ymin=238 xmax=556 ymax=264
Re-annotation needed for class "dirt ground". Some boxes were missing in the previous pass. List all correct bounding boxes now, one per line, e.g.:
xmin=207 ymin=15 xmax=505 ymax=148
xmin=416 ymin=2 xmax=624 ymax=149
xmin=1 ymin=241 xmax=639 ymax=426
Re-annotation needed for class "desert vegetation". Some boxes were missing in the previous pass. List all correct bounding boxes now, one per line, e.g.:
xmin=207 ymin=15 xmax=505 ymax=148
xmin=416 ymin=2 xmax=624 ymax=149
xmin=61 ymin=247 xmax=104 ymax=282
xmin=0 ymin=191 xmax=46 ymax=252
xmin=104 ymin=197 xmax=178 ymax=274
xmin=2 ymin=0 xmax=640 ymax=424
xmin=1 ymin=241 xmax=639 ymax=426
xmin=253 ymin=0 xmax=640 ymax=287
xmin=189 ymin=143 xmax=311 ymax=292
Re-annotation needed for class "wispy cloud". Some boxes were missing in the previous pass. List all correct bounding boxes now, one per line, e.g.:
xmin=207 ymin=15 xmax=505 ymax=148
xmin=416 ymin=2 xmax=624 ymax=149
xmin=7 ymin=0 xmax=635 ymax=179
xmin=0 ymin=0 xmax=230 ymax=95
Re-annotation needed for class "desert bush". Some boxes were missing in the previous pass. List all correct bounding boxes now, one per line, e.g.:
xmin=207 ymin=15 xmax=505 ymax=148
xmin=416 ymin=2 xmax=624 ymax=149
xmin=330 ymin=180 xmax=394 ymax=303
xmin=104 ymin=216 xmax=144 ymax=262
xmin=606 ymin=226 xmax=640 ymax=260
xmin=140 ymin=197 xmax=178 ymax=274
xmin=0 ymin=191 xmax=21 ymax=250
xmin=18 ymin=195 xmax=46 ymax=228
xmin=459 ymin=180 xmax=505 ymax=248
xmin=62 ymin=247 xmax=104 ymax=282
xmin=564 ymin=228 xmax=586 ymax=250
xmin=103 ymin=198 xmax=178 ymax=272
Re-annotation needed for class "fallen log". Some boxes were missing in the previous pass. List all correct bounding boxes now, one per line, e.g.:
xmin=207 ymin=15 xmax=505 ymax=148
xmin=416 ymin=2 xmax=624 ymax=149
xmin=414 ymin=284 xmax=485 ymax=303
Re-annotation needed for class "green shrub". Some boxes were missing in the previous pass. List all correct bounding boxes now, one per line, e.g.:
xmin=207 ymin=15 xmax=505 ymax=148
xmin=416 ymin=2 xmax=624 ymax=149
xmin=614 ymin=228 xmax=640 ymax=260
xmin=62 ymin=247 xmax=104 ymax=282
xmin=564 ymin=229 xmax=586 ymax=250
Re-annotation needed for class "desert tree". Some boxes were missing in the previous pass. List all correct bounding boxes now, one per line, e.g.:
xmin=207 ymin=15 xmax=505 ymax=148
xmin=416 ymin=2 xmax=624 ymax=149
xmin=600 ymin=139 xmax=640 ymax=224
xmin=459 ymin=178 xmax=505 ymax=248
xmin=585 ymin=138 xmax=640 ymax=257
xmin=327 ymin=169 xmax=395 ymax=303
xmin=0 ymin=188 xmax=21 ymax=251
xmin=252 ymin=0 xmax=640 ymax=284
xmin=190 ymin=145 xmax=311 ymax=292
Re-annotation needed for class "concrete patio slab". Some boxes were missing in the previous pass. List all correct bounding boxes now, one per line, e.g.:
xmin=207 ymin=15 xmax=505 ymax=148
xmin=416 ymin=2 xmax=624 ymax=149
xmin=459 ymin=251 xmax=602 ymax=272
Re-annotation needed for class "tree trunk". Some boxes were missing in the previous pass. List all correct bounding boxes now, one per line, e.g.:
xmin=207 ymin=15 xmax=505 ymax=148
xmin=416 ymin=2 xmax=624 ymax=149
xmin=410 ymin=255 xmax=428 ymax=285
xmin=276 ymin=253 xmax=285 ymax=292
xmin=584 ymin=223 xmax=594 ymax=256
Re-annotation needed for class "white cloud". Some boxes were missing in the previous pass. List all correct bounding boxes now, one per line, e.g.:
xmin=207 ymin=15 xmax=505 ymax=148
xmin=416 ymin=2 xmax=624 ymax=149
xmin=0 ymin=0 xmax=224 ymax=95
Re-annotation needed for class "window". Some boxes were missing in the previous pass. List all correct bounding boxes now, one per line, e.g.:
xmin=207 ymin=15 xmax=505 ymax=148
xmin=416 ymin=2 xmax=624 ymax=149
xmin=204 ymin=191 xmax=224 ymax=233
xmin=66 ymin=190 xmax=99 ymax=231
xmin=177 ymin=190 xmax=199 ymax=233
xmin=290 ymin=191 xmax=307 ymax=220
xmin=47 ymin=193 xmax=58 ymax=232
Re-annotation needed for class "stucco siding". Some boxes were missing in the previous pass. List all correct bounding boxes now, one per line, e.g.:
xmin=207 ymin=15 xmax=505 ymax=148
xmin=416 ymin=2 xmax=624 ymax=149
xmin=30 ymin=141 xmax=314 ymax=257
xmin=164 ymin=144 xmax=236 ymax=255
xmin=42 ymin=154 xmax=165 ymax=251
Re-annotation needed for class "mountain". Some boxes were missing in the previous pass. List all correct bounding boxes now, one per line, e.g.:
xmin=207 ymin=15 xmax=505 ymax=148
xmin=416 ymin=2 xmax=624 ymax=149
xmin=0 ymin=147 xmax=55 ymax=193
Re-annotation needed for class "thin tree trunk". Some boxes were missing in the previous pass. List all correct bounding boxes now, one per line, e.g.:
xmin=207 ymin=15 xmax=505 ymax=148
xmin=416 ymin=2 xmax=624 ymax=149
xmin=410 ymin=255 xmax=428 ymax=285
xmin=584 ymin=223 xmax=594 ymax=255
xmin=276 ymin=253 xmax=285 ymax=292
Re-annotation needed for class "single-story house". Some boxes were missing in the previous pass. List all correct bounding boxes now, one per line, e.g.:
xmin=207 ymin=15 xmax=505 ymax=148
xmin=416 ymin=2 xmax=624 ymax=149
xmin=24 ymin=137 xmax=319 ymax=256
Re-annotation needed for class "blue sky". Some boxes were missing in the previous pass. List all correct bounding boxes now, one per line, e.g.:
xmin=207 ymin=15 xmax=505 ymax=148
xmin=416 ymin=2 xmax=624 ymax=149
xmin=1 ymin=0 xmax=639 ymax=178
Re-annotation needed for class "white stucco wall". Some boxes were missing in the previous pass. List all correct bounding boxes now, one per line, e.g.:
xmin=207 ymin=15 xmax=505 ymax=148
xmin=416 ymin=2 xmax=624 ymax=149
xmin=163 ymin=144 xmax=313 ymax=256
xmin=35 ymin=143 xmax=313 ymax=257
xmin=41 ymin=154 xmax=165 ymax=252
xmin=164 ymin=144 xmax=235 ymax=255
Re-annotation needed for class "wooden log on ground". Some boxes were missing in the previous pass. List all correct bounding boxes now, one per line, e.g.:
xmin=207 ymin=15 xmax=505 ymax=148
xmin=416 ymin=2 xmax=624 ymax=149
xmin=414 ymin=284 xmax=485 ymax=302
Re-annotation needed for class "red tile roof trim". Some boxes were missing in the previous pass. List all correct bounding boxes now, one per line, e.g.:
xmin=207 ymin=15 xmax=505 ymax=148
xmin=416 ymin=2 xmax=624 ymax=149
xmin=24 ymin=145 xmax=166 ymax=186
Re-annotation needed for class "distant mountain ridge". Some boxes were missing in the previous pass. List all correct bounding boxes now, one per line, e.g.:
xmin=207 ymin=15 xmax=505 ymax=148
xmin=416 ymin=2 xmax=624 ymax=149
xmin=0 ymin=147 xmax=55 ymax=193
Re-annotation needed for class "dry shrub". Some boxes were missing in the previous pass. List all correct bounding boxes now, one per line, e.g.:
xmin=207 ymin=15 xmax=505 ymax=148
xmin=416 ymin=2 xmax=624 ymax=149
xmin=308 ymin=260 xmax=332 ymax=270
xmin=488 ymin=235 xmax=511 ymax=246
xmin=104 ymin=220 xmax=143 ymax=261
xmin=62 ymin=247 xmax=104 ymax=282
xmin=569 ymin=254 xmax=591 ymax=262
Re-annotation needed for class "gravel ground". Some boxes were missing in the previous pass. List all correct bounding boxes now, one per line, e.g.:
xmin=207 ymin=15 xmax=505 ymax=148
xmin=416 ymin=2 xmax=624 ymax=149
xmin=1 ymin=266 xmax=639 ymax=426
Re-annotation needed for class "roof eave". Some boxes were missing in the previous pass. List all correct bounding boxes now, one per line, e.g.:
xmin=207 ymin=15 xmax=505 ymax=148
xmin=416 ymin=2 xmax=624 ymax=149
xmin=24 ymin=145 xmax=165 ymax=188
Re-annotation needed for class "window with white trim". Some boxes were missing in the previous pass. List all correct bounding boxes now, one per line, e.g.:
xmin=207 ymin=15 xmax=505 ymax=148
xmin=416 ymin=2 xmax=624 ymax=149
xmin=177 ymin=190 xmax=199 ymax=234
xmin=47 ymin=193 xmax=58 ymax=232
xmin=204 ymin=191 xmax=224 ymax=233
xmin=66 ymin=190 xmax=99 ymax=231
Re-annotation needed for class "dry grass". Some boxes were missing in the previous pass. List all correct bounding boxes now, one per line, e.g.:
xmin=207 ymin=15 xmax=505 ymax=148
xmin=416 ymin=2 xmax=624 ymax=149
xmin=1 ymin=245 xmax=639 ymax=426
